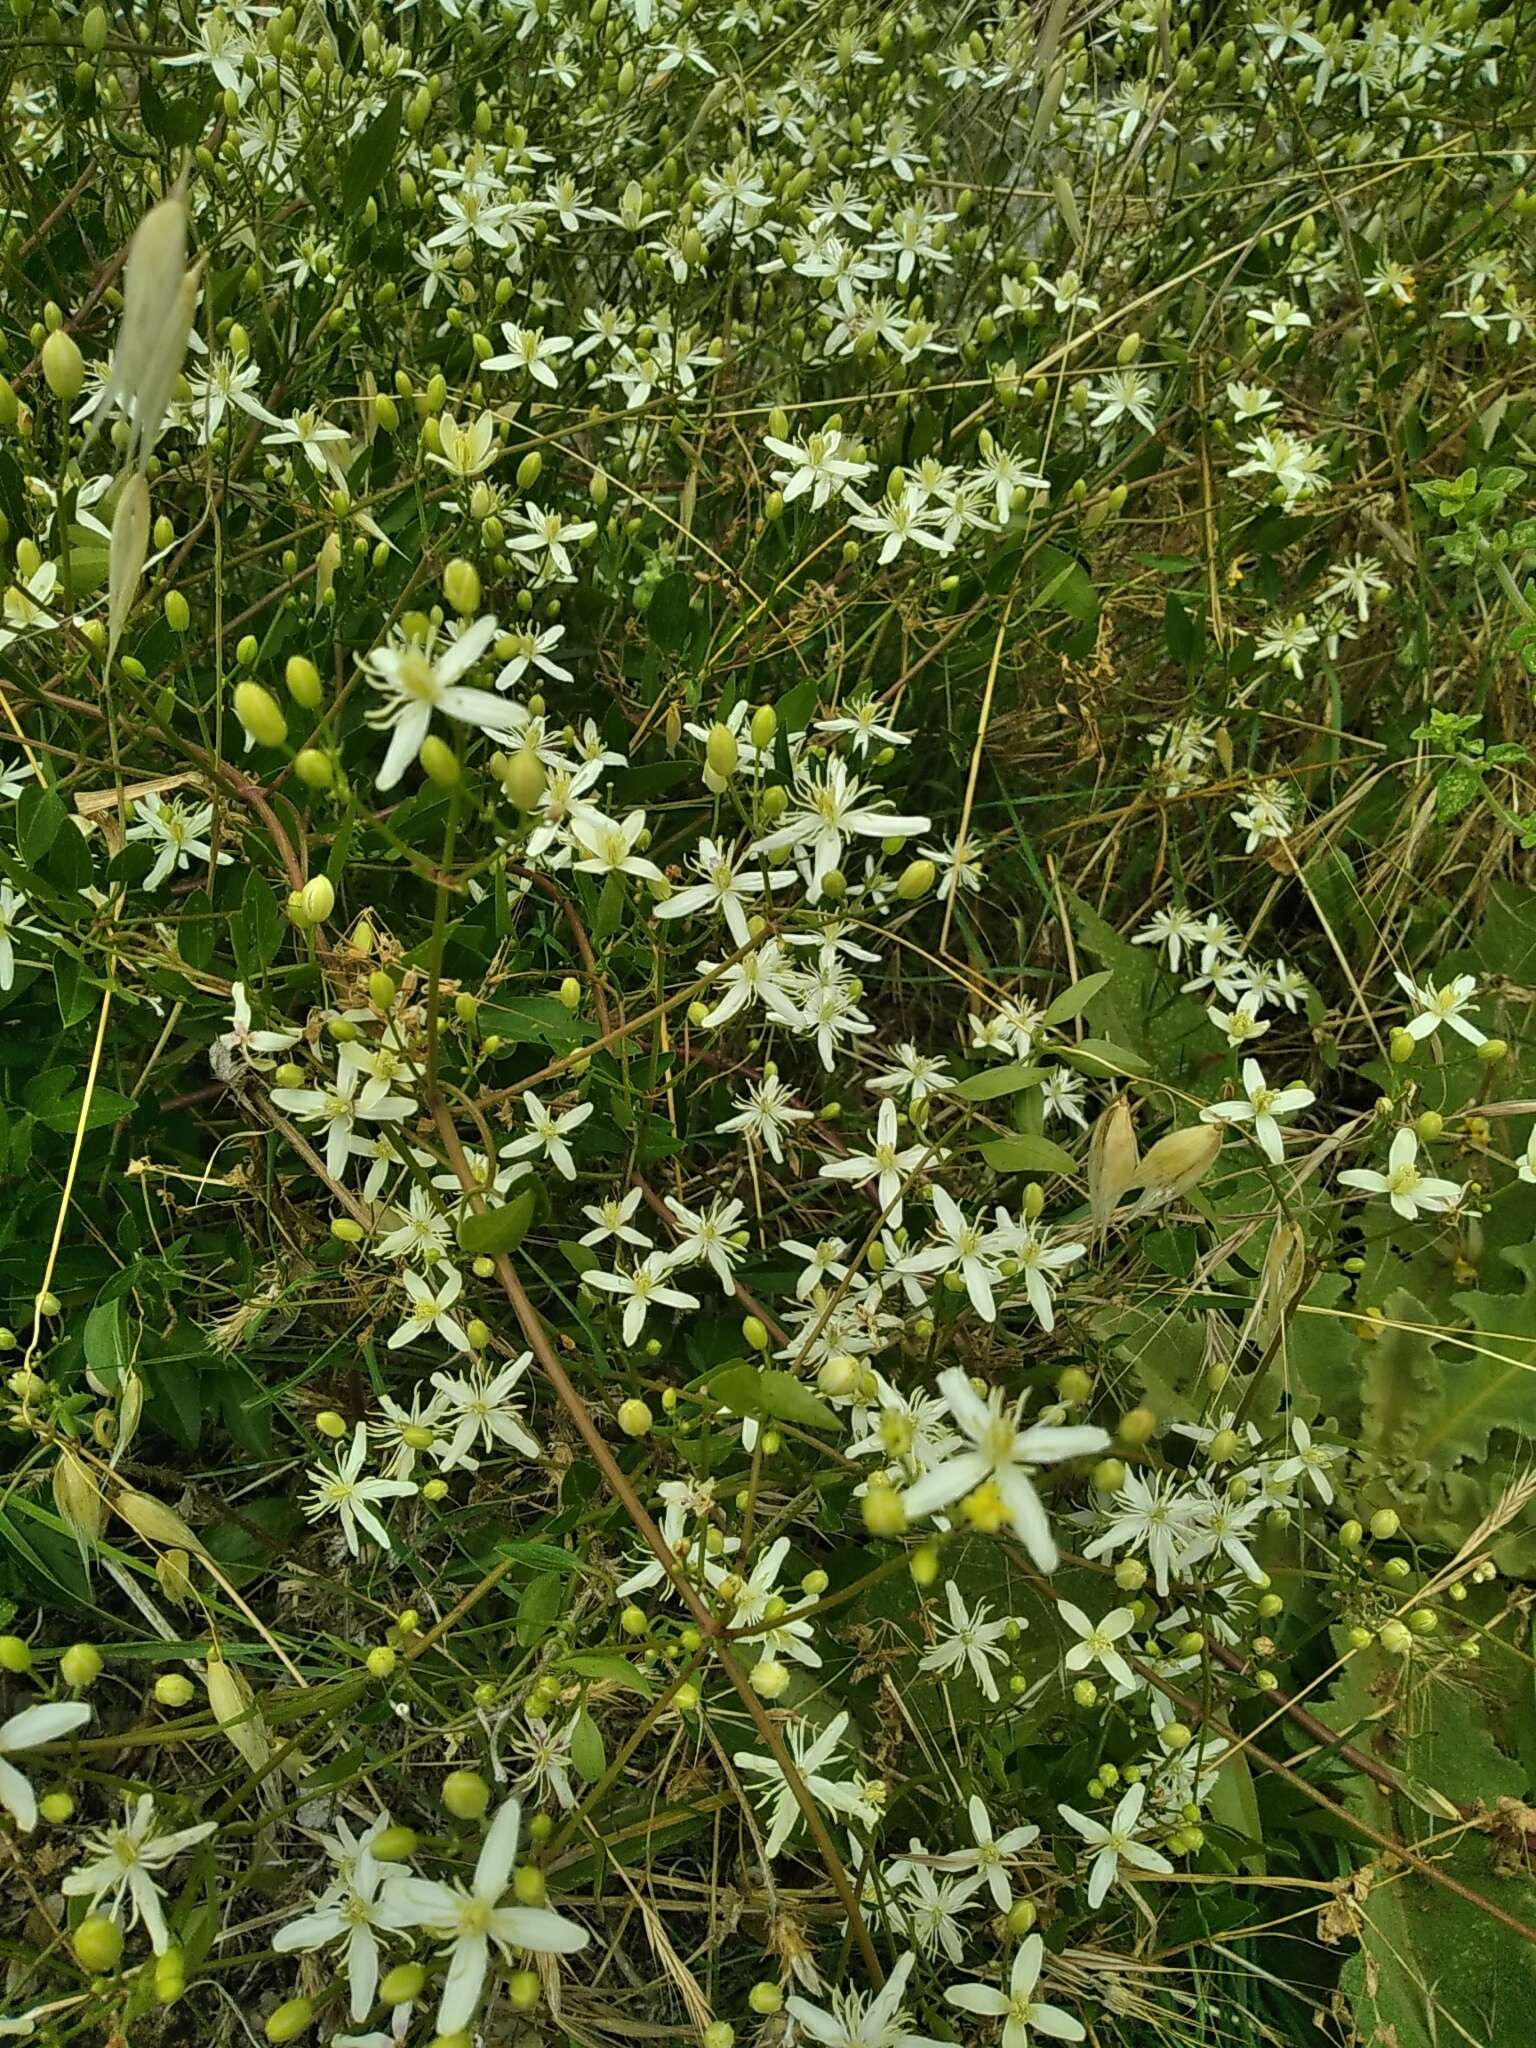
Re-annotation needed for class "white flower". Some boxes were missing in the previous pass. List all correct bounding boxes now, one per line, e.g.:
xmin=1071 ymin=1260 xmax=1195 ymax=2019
xmin=1519 ymin=1129 xmax=1536 ymax=1186
xmin=1339 ymin=1127 xmax=1465 ymax=1222
xmin=733 ymin=1711 xmax=876 ymax=1858
xmin=1057 ymin=1600 xmax=1138 ymax=1691
xmin=381 ymin=1798 xmax=588 ymax=2036
xmin=662 ymin=1192 xmax=746 ymax=1293
xmin=360 ymin=616 xmax=516 ymax=791
xmin=1056 ymin=1782 xmax=1172 ymax=1908
xmin=0 ymin=884 xmax=39 ymax=991
xmin=900 ymin=1368 xmax=1109 ymax=1570
xmin=302 ymin=1424 xmax=418 ymax=1555
xmin=716 ymin=1071 xmax=814 ymax=1163
xmin=274 ymin=1845 xmax=395 ymax=2021
xmin=818 ymin=1100 xmax=929 ymax=1225
xmin=0 ymin=1701 xmax=90 ymax=1832
xmin=126 ymin=795 xmax=229 ymax=892
xmin=1229 ymin=777 xmax=1296 ymax=850
xmin=586 ymin=1254 xmax=700 ymax=1345
xmin=269 ymin=1067 xmax=417 ymax=1182
xmin=482 ymin=323 xmax=573 ymax=387
xmin=653 ymin=836 xmax=794 ymax=947
xmin=1133 ymin=905 xmax=1207 ymax=972
xmin=753 ymin=755 xmax=929 ymax=890
xmin=388 ymin=1266 xmax=470 ymax=1353
xmin=925 ymin=1186 xmax=1002 ymax=1322
xmin=1268 ymin=1418 xmax=1338 ymax=1506
xmin=866 ymin=1044 xmax=955 ymax=1105
xmin=218 ymin=982 xmax=301 ymax=1069
xmin=430 ymin=1355 xmax=541 ymax=1470
xmin=1199 ymin=1059 xmax=1314 ymax=1165
xmin=1082 ymin=1471 xmax=1198 ymax=1596
xmin=918 ymin=1579 xmax=1014 ymax=1701
xmin=579 ymin=1187 xmax=652 ymax=1251
xmin=763 ymin=427 xmax=873 ymax=511
xmin=992 ymin=1220 xmax=1085 ymax=1335
xmin=1394 ymin=969 xmax=1486 ymax=1045
xmin=945 ymin=1795 xmax=1038 ymax=1912
xmin=787 ymin=1951 xmax=945 ymax=2048
xmin=570 ymin=809 xmax=666 ymax=884
xmin=502 ymin=1091 xmax=593 ymax=1181
xmin=62 ymin=1794 xmax=216 ymax=1953
xmin=1206 ymin=1001 xmax=1270 ymax=1049
xmin=945 ymin=1935 xmax=1085 ymax=2046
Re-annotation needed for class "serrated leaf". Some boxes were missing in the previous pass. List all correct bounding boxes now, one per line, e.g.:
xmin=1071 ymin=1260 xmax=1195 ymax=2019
xmin=708 ymin=1363 xmax=837 ymax=1431
xmin=953 ymin=1062 xmax=1047 ymax=1102
xmin=456 ymin=1186 xmax=537 ymax=1258
xmin=979 ymin=1134 xmax=1079 ymax=1176
xmin=1040 ymin=971 xmax=1114 ymax=1028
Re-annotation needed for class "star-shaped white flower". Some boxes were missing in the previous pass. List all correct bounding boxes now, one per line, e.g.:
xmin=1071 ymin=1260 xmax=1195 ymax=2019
xmin=0 ymin=1700 xmax=90 ymax=1832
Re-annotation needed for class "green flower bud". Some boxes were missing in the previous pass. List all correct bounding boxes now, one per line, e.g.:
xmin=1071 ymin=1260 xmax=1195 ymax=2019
xmin=742 ymin=1315 xmax=769 ymax=1351
xmin=74 ymin=1915 xmax=124 ymax=1973
xmin=41 ymin=328 xmax=85 ymax=400
xmin=444 ymin=558 xmax=481 ymax=615
xmin=154 ymin=1673 xmax=196 ymax=1707
xmin=1388 ymin=1027 xmax=1416 ymax=1064
xmin=705 ymin=722 xmax=739 ymax=780
xmin=264 ymin=1997 xmax=314 ymax=2042
xmin=895 ymin=858 xmax=936 ymax=901
xmin=0 ymin=1635 xmax=32 ymax=1673
xmin=1369 ymin=1508 xmax=1400 ymax=1541
xmin=298 ymin=875 xmax=335 ymax=926
xmin=617 ymin=1398 xmax=652 ymax=1438
xmin=164 ymin=590 xmax=190 ymax=633
xmin=284 ymin=655 xmax=323 ymax=708
xmin=517 ymin=450 xmax=543 ymax=490
xmin=419 ymin=735 xmax=460 ymax=787
xmin=233 ymin=681 xmax=288 ymax=750
xmin=442 ymin=1769 xmax=491 ymax=1820
xmin=500 ymin=743 xmax=547 ymax=812
xmin=293 ymin=748 xmax=333 ymax=790
xmin=60 ymin=1642 xmax=103 ymax=1689
xmin=380 ymin=1963 xmax=427 ymax=2005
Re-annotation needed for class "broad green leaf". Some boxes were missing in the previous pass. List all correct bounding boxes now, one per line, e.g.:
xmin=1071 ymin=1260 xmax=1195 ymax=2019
xmin=17 ymin=784 xmax=67 ymax=865
xmin=646 ymin=571 xmax=694 ymax=651
xmin=978 ymin=1134 xmax=1078 ymax=1176
xmin=35 ymin=1086 xmax=136 ymax=1134
xmin=708 ymin=1362 xmax=838 ymax=1432
xmin=84 ymin=1298 xmax=129 ymax=1380
xmin=479 ymin=994 xmax=596 ymax=1051
xmin=570 ymin=1705 xmax=605 ymax=1783
xmin=1058 ymin=1037 xmax=1150 ymax=1078
xmin=516 ymin=1570 xmax=566 ymax=1646
xmin=342 ymin=95 xmax=402 ymax=217
xmin=953 ymin=1062 xmax=1047 ymax=1102
xmin=456 ymin=1186 xmax=537 ymax=1258
xmin=563 ymin=1651 xmax=656 ymax=1699
xmin=1040 ymin=971 xmax=1114 ymax=1028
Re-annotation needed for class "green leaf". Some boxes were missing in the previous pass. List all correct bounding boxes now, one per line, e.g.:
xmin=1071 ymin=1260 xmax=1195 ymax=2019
xmin=1058 ymin=1036 xmax=1150 ymax=1078
xmin=952 ymin=1062 xmax=1047 ymax=1102
xmin=84 ymin=1298 xmax=129 ymax=1380
xmin=1163 ymin=591 xmax=1205 ymax=669
xmin=1024 ymin=544 xmax=1096 ymax=622
xmin=17 ymin=783 xmax=67 ymax=866
xmin=456 ymin=1186 xmax=537 ymax=1259
xmin=1435 ymin=758 xmax=1483 ymax=822
xmin=515 ymin=1570 xmax=566 ymax=1646
xmin=978 ymin=1133 xmax=1079 ymax=1176
xmin=497 ymin=1539 xmax=584 ymax=1574
xmin=560 ymin=1239 xmax=599 ymax=1276
xmin=237 ymin=869 xmax=284 ymax=975
xmin=646 ymin=571 xmax=694 ymax=651
xmin=34 ymin=1086 xmax=136 ymax=1134
xmin=569 ymin=1705 xmax=605 ymax=1783
xmin=342 ymin=95 xmax=402 ymax=217
xmin=479 ymin=994 xmax=595 ymax=1052
xmin=54 ymin=954 xmax=97 ymax=1029
xmin=1040 ymin=971 xmax=1114 ymax=1028
xmin=562 ymin=1651 xmax=656 ymax=1698
xmin=708 ymin=1362 xmax=838 ymax=1432
xmin=140 ymin=70 xmax=214 ymax=149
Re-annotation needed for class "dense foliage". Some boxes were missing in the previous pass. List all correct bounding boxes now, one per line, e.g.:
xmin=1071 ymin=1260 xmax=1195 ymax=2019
xmin=1 ymin=2 xmax=1535 ymax=2045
